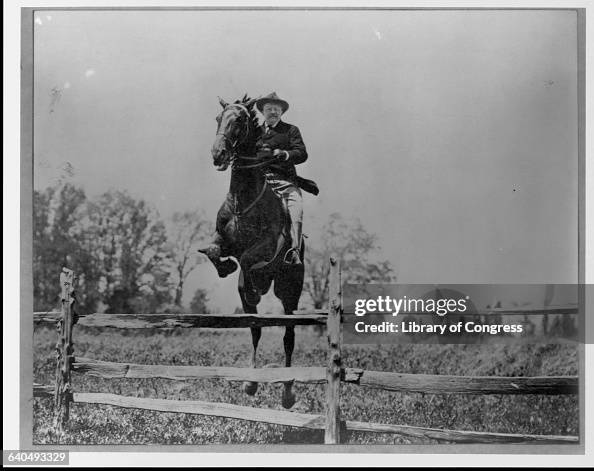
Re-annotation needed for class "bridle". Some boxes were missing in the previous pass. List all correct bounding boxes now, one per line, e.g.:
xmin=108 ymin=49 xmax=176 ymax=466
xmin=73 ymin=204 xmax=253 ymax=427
xmin=217 ymin=103 xmax=271 ymax=217
xmin=216 ymin=103 xmax=281 ymax=170
xmin=214 ymin=102 xmax=281 ymax=216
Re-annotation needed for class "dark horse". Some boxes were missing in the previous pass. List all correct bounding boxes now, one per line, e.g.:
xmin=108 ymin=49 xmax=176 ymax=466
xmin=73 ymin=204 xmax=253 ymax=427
xmin=199 ymin=95 xmax=304 ymax=409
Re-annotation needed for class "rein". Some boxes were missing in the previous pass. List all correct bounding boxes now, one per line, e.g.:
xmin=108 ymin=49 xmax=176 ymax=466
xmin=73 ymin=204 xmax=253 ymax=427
xmin=232 ymin=155 xmax=279 ymax=170
xmin=231 ymin=155 xmax=281 ymax=216
xmin=233 ymin=175 xmax=269 ymax=217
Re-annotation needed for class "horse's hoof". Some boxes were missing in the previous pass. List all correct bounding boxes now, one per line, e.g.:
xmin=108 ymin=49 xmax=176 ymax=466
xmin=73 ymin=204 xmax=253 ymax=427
xmin=282 ymin=390 xmax=297 ymax=409
xmin=198 ymin=244 xmax=220 ymax=259
xmin=243 ymin=381 xmax=258 ymax=396
xmin=217 ymin=259 xmax=238 ymax=278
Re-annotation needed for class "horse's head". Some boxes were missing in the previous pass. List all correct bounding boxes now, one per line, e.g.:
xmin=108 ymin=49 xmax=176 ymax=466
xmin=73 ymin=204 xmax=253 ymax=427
xmin=211 ymin=95 xmax=257 ymax=171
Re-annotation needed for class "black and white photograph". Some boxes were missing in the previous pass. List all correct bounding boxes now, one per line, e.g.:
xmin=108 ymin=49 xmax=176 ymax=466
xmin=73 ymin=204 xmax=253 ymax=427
xmin=5 ymin=2 xmax=593 ymax=467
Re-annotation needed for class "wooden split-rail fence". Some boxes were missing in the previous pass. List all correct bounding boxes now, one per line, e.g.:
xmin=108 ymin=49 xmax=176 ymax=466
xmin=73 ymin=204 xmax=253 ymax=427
xmin=33 ymin=259 xmax=580 ymax=444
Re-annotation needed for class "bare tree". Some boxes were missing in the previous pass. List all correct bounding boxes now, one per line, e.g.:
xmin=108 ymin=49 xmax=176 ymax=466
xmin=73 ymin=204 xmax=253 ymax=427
xmin=167 ymin=210 xmax=213 ymax=307
xmin=304 ymin=212 xmax=395 ymax=310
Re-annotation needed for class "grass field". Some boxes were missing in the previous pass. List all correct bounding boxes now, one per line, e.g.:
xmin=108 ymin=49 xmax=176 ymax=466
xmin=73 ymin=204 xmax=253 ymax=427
xmin=33 ymin=325 xmax=579 ymax=445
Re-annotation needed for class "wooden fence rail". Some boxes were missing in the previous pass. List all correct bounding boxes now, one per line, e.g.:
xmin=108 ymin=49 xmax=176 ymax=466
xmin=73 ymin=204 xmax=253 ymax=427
xmin=39 ymin=356 xmax=580 ymax=395
xmin=36 ymin=312 xmax=327 ymax=328
xmin=33 ymin=259 xmax=580 ymax=445
xmin=343 ymin=369 xmax=578 ymax=395
xmin=33 ymin=305 xmax=579 ymax=324
xmin=32 ymin=387 xmax=578 ymax=444
xmin=72 ymin=358 xmax=327 ymax=384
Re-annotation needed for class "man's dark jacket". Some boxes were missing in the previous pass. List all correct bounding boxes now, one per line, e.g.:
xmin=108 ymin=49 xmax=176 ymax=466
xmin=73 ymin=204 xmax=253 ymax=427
xmin=255 ymin=121 xmax=308 ymax=182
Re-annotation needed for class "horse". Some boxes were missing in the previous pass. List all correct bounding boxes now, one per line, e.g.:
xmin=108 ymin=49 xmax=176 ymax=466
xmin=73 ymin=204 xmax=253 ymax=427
xmin=199 ymin=95 xmax=305 ymax=409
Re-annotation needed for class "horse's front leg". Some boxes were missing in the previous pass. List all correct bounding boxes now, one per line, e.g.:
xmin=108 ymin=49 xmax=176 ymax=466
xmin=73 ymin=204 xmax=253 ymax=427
xmin=198 ymin=202 xmax=238 ymax=278
xmin=199 ymin=231 xmax=238 ymax=278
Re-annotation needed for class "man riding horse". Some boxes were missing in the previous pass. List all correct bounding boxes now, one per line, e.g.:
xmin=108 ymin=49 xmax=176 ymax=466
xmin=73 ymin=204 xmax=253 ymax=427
xmin=199 ymin=93 xmax=316 ymax=408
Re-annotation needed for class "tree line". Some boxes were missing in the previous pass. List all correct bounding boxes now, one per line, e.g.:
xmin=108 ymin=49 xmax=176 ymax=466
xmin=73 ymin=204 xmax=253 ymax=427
xmin=34 ymin=183 xmax=394 ymax=314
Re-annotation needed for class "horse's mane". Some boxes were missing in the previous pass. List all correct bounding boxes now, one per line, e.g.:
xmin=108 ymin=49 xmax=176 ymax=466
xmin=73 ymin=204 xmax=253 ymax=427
xmin=234 ymin=94 xmax=260 ymax=129
xmin=233 ymin=94 xmax=261 ymax=154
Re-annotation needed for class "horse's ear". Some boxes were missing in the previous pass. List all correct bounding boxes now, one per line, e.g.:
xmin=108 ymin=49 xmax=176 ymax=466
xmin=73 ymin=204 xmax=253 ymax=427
xmin=246 ymin=96 xmax=259 ymax=109
xmin=218 ymin=96 xmax=229 ymax=108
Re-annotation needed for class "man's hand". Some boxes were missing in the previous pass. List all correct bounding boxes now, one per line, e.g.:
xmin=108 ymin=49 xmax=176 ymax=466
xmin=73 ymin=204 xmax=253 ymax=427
xmin=273 ymin=149 xmax=290 ymax=161
xmin=258 ymin=146 xmax=273 ymax=159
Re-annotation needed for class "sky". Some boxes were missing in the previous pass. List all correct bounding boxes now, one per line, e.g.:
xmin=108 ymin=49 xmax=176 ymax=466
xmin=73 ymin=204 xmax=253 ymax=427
xmin=32 ymin=9 xmax=579 ymax=311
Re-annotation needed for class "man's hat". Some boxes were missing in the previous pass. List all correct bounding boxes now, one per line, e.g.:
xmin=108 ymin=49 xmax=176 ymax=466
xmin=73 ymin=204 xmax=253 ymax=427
xmin=256 ymin=92 xmax=289 ymax=113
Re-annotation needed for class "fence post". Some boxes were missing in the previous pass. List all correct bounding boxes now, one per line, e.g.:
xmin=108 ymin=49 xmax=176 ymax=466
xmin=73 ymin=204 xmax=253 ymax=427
xmin=53 ymin=267 xmax=76 ymax=435
xmin=325 ymin=257 xmax=342 ymax=444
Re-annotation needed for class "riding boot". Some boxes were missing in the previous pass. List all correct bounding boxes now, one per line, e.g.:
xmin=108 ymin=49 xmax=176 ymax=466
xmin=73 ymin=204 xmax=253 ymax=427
xmin=284 ymin=221 xmax=303 ymax=265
